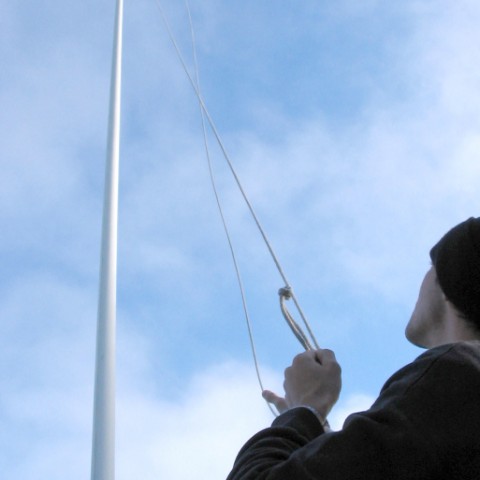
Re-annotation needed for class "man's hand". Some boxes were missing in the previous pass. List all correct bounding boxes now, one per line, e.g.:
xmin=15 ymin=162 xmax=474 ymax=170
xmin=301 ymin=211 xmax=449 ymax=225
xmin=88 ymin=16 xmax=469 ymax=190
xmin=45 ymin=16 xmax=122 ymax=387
xmin=262 ymin=349 xmax=342 ymax=420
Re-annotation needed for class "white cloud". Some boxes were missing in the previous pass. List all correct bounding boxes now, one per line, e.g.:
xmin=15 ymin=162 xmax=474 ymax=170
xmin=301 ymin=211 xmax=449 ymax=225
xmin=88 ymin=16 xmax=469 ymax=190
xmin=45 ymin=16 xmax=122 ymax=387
xmin=202 ymin=0 xmax=480 ymax=306
xmin=117 ymin=361 xmax=276 ymax=480
xmin=0 ymin=273 xmax=274 ymax=480
xmin=3 ymin=1 xmax=480 ymax=479
xmin=0 ymin=272 xmax=372 ymax=480
xmin=0 ymin=276 xmax=95 ymax=480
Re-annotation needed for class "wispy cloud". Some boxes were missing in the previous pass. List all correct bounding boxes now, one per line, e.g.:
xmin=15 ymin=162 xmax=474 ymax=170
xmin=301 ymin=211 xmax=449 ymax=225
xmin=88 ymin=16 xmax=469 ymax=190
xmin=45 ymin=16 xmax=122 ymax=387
xmin=2 ymin=1 xmax=480 ymax=478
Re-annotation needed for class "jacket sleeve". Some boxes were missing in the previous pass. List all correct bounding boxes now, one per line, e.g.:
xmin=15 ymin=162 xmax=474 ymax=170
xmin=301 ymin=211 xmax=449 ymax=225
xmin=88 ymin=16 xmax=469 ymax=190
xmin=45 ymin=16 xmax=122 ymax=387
xmin=226 ymin=343 xmax=480 ymax=480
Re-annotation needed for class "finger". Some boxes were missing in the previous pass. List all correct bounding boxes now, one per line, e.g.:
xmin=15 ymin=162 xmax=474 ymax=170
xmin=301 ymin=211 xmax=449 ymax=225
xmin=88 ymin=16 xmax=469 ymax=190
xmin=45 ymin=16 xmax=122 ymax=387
xmin=292 ymin=350 xmax=317 ymax=366
xmin=314 ymin=348 xmax=337 ymax=365
xmin=262 ymin=389 xmax=282 ymax=403
xmin=262 ymin=390 xmax=288 ymax=412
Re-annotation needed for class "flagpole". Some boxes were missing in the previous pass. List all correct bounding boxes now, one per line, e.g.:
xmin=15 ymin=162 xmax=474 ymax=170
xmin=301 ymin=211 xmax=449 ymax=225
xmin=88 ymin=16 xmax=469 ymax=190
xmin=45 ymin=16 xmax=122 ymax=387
xmin=91 ymin=0 xmax=123 ymax=479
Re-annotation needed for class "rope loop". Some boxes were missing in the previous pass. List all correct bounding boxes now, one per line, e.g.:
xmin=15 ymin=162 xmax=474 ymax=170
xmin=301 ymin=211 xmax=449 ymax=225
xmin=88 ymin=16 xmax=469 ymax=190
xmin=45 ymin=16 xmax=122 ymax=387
xmin=279 ymin=287 xmax=316 ymax=351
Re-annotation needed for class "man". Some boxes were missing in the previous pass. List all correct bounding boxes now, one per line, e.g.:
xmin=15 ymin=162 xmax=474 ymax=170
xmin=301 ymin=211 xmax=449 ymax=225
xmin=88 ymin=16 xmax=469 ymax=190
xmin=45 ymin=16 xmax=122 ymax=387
xmin=226 ymin=217 xmax=480 ymax=480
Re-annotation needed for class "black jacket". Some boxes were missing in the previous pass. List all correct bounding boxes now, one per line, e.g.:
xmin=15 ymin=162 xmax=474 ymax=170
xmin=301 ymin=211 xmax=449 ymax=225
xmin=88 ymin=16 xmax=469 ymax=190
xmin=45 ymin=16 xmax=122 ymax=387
xmin=227 ymin=341 xmax=480 ymax=480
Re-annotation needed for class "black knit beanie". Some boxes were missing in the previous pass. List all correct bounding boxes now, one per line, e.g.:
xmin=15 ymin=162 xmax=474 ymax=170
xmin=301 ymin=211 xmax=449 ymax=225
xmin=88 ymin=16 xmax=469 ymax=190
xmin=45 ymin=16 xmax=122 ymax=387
xmin=430 ymin=217 xmax=480 ymax=328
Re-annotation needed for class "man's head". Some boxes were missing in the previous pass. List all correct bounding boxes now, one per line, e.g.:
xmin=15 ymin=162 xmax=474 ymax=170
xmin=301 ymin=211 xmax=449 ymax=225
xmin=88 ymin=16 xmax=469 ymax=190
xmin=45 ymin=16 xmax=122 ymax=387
xmin=429 ymin=217 xmax=480 ymax=328
xmin=406 ymin=217 xmax=480 ymax=348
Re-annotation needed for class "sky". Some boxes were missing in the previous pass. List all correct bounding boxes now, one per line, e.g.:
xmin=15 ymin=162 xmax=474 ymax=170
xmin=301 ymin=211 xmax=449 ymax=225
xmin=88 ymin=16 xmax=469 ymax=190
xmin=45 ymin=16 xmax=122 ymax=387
xmin=1 ymin=0 xmax=480 ymax=478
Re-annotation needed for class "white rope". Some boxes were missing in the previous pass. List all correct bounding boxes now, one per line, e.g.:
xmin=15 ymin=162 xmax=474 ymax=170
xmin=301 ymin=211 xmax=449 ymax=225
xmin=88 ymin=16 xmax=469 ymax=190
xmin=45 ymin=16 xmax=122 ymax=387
xmin=153 ymin=1 xmax=320 ymax=400
xmin=183 ymin=0 xmax=277 ymax=416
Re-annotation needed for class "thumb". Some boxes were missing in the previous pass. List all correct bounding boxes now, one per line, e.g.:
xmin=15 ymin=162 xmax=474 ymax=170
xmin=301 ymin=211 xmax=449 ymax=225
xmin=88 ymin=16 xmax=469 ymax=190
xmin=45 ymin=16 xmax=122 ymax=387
xmin=262 ymin=390 xmax=288 ymax=413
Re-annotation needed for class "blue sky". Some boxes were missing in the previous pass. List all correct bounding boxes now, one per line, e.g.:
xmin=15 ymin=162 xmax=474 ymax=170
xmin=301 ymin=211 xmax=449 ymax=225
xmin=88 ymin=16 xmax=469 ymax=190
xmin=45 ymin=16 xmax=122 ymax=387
xmin=1 ymin=0 xmax=480 ymax=478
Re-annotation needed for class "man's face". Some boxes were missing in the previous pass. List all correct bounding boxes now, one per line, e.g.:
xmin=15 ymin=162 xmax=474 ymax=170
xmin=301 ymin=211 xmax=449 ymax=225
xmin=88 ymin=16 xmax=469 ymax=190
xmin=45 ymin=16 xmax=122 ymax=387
xmin=405 ymin=266 xmax=447 ymax=348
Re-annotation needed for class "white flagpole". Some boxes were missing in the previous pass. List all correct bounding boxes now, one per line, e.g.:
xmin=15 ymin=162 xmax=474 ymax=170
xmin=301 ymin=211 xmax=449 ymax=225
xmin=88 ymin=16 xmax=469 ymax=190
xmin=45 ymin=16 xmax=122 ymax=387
xmin=91 ymin=0 xmax=123 ymax=479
